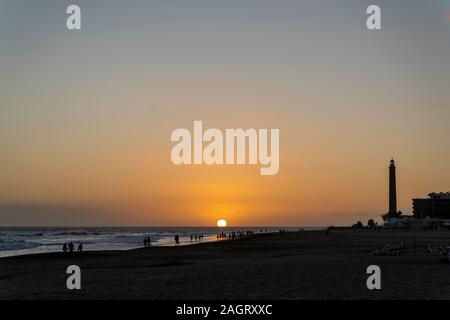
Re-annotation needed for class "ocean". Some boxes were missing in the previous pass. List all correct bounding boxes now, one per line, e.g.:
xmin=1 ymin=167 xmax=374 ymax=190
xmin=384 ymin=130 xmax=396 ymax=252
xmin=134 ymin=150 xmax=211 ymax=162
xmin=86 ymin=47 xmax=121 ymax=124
xmin=0 ymin=226 xmax=316 ymax=258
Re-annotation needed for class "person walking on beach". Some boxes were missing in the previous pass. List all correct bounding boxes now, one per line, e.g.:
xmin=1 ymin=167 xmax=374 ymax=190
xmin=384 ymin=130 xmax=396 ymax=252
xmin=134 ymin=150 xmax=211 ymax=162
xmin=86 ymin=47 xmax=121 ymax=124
xmin=69 ymin=242 xmax=74 ymax=253
xmin=143 ymin=236 xmax=151 ymax=248
xmin=175 ymin=234 xmax=180 ymax=245
xmin=63 ymin=243 xmax=68 ymax=253
xmin=78 ymin=243 xmax=83 ymax=252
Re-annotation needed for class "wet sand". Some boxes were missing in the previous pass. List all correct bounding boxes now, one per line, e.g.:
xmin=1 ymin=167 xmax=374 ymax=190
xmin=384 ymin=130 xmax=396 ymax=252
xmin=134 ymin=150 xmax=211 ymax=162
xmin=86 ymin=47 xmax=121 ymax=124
xmin=1 ymin=230 xmax=450 ymax=300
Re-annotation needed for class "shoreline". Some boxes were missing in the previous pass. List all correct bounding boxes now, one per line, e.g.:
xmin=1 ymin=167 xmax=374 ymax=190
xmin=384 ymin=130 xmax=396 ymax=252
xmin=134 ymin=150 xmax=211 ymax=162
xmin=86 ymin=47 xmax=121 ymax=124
xmin=0 ymin=230 xmax=278 ymax=260
xmin=0 ymin=227 xmax=300 ymax=259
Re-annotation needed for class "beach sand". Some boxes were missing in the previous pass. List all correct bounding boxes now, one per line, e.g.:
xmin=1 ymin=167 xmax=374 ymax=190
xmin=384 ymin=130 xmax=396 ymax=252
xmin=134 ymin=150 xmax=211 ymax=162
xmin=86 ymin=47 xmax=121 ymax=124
xmin=1 ymin=230 xmax=450 ymax=300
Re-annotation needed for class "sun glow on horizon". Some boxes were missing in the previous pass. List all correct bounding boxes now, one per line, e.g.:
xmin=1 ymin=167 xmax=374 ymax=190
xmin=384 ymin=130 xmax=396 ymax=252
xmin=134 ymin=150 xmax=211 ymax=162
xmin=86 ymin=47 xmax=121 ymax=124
xmin=217 ymin=219 xmax=227 ymax=228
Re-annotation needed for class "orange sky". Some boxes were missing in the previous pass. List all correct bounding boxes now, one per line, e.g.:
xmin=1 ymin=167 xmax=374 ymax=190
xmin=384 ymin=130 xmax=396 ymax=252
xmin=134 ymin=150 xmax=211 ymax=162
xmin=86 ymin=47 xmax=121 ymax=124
xmin=1 ymin=1 xmax=450 ymax=226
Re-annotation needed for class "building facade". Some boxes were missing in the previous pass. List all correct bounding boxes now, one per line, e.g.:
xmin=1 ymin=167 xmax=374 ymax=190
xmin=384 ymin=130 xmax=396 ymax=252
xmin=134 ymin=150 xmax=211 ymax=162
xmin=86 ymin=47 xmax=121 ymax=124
xmin=413 ymin=192 xmax=450 ymax=219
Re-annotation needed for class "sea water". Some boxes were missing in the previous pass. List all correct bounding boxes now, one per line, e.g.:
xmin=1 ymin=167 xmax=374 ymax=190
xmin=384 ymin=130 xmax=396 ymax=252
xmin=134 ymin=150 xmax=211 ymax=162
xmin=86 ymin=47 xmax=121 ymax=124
xmin=0 ymin=227 xmax=318 ymax=258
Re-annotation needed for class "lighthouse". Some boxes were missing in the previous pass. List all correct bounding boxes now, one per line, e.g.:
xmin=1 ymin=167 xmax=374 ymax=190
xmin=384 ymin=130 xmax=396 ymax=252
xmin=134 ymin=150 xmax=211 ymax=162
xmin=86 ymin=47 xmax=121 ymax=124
xmin=389 ymin=159 xmax=397 ymax=216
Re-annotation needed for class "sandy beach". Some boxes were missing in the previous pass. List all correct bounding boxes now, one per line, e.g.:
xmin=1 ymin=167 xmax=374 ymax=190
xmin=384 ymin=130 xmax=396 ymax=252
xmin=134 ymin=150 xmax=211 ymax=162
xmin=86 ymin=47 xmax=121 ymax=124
xmin=1 ymin=230 xmax=450 ymax=300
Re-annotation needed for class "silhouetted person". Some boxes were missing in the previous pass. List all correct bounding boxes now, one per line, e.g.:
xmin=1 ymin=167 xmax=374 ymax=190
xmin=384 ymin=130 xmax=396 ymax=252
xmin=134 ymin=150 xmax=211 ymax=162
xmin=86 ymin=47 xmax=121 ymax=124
xmin=63 ymin=243 xmax=68 ymax=253
xmin=69 ymin=242 xmax=74 ymax=253
xmin=78 ymin=243 xmax=83 ymax=252
xmin=147 ymin=236 xmax=152 ymax=247
xmin=175 ymin=234 xmax=180 ymax=245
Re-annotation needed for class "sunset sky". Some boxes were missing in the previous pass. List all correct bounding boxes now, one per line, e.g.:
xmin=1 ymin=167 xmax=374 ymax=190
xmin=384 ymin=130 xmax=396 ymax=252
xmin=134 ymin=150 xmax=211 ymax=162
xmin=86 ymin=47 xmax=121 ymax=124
xmin=1 ymin=0 xmax=450 ymax=226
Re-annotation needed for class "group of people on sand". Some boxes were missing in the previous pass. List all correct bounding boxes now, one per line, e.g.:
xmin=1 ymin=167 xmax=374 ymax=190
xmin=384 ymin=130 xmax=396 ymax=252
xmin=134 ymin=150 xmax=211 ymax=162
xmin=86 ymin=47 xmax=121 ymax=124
xmin=143 ymin=236 xmax=152 ymax=248
xmin=144 ymin=229 xmax=294 ymax=248
xmin=142 ymin=234 xmax=184 ymax=247
xmin=62 ymin=242 xmax=83 ymax=253
xmin=217 ymin=232 xmax=227 ymax=240
xmin=217 ymin=230 xmax=256 ymax=240
xmin=190 ymin=234 xmax=204 ymax=242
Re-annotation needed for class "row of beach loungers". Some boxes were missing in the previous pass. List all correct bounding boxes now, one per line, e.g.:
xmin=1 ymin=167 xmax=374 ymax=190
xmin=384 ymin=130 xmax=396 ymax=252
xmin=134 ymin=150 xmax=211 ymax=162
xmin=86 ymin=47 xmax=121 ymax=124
xmin=427 ymin=243 xmax=449 ymax=256
xmin=372 ymin=242 xmax=450 ymax=256
xmin=372 ymin=243 xmax=406 ymax=256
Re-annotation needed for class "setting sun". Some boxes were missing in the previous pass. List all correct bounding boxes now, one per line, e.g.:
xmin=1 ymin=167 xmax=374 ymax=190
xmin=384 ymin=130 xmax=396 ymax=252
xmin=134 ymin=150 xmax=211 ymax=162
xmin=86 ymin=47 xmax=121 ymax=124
xmin=217 ymin=219 xmax=227 ymax=228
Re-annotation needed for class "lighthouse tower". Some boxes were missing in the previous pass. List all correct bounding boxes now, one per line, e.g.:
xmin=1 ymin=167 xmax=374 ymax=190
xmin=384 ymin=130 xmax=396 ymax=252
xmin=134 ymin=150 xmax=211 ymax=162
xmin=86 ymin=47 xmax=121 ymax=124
xmin=389 ymin=159 xmax=397 ymax=216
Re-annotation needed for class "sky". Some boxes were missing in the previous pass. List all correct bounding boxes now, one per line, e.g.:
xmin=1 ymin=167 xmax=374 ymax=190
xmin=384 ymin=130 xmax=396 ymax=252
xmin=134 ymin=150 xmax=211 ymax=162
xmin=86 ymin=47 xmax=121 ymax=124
xmin=0 ymin=0 xmax=449 ymax=226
